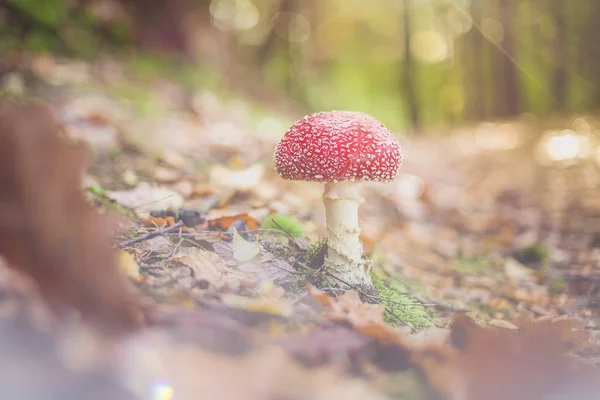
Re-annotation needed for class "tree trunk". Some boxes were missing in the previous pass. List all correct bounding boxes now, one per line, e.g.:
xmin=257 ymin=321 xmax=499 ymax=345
xmin=493 ymin=0 xmax=520 ymax=117
xmin=550 ymin=0 xmax=568 ymax=110
xmin=464 ymin=2 xmax=486 ymax=120
xmin=400 ymin=0 xmax=420 ymax=130
xmin=586 ymin=0 xmax=600 ymax=108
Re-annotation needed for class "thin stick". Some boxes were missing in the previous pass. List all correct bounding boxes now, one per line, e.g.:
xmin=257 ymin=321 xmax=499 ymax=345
xmin=120 ymin=220 xmax=185 ymax=248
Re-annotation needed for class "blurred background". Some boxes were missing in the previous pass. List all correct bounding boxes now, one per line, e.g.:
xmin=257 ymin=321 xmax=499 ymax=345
xmin=1 ymin=0 xmax=597 ymax=132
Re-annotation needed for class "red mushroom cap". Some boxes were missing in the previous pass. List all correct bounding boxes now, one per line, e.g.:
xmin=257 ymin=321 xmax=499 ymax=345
xmin=273 ymin=111 xmax=402 ymax=183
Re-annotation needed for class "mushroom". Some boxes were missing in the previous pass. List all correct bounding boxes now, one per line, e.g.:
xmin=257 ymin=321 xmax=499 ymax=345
xmin=273 ymin=111 xmax=402 ymax=288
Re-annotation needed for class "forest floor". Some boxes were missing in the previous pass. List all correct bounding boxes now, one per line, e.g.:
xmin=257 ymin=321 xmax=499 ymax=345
xmin=2 ymin=54 xmax=600 ymax=400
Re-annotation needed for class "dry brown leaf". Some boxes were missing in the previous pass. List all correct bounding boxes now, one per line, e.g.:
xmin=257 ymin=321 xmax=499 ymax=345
xmin=308 ymin=285 xmax=411 ymax=370
xmin=312 ymin=289 xmax=386 ymax=328
xmin=504 ymin=257 xmax=536 ymax=282
xmin=213 ymin=241 xmax=295 ymax=284
xmin=307 ymin=284 xmax=335 ymax=307
xmin=141 ymin=215 xmax=177 ymax=228
xmin=512 ymin=314 xmax=593 ymax=351
xmin=172 ymin=246 xmax=250 ymax=290
xmin=207 ymin=213 xmax=260 ymax=231
xmin=0 ymin=99 xmax=141 ymax=336
xmin=221 ymin=294 xmax=293 ymax=317
xmin=107 ymin=182 xmax=184 ymax=212
xmin=153 ymin=166 xmax=183 ymax=183
xmin=117 ymin=250 xmax=142 ymax=281
xmin=413 ymin=314 xmax=580 ymax=400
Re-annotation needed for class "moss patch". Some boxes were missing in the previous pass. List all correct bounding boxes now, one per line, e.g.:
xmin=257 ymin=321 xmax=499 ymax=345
xmin=455 ymin=257 xmax=489 ymax=276
xmin=303 ymin=240 xmax=327 ymax=267
xmin=371 ymin=270 xmax=435 ymax=330
xmin=514 ymin=243 xmax=550 ymax=270
xmin=547 ymin=277 xmax=565 ymax=294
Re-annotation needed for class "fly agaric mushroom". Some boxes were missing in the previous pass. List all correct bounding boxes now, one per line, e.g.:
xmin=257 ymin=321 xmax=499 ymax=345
xmin=273 ymin=111 xmax=402 ymax=287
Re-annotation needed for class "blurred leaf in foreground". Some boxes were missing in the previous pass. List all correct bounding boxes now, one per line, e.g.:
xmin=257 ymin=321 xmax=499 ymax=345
xmin=0 ymin=99 xmax=141 ymax=336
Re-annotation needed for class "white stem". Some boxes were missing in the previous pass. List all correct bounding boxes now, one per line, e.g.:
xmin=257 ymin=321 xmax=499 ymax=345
xmin=323 ymin=181 xmax=372 ymax=287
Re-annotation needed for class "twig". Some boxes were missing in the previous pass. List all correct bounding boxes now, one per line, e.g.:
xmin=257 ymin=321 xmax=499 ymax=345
xmin=321 ymin=287 xmax=347 ymax=292
xmin=120 ymin=220 xmax=184 ymax=248
xmin=270 ymin=219 xmax=298 ymax=242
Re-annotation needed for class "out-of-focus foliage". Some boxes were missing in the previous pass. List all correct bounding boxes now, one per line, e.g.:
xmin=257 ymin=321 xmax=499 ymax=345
xmin=205 ymin=0 xmax=600 ymax=130
xmin=1 ymin=0 xmax=598 ymax=131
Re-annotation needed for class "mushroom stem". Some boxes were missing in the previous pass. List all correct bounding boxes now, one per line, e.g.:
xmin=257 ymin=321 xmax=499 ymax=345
xmin=323 ymin=181 xmax=372 ymax=287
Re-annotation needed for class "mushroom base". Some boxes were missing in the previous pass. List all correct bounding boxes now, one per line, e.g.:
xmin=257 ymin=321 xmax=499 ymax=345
xmin=323 ymin=181 xmax=373 ymax=288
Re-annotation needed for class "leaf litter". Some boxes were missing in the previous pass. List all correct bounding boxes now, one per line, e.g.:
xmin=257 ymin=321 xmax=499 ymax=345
xmin=2 ymin=55 xmax=600 ymax=400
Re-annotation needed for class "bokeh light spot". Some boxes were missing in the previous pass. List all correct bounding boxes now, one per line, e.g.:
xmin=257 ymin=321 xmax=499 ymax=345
xmin=410 ymin=30 xmax=448 ymax=63
xmin=542 ymin=130 xmax=591 ymax=162
xmin=210 ymin=0 xmax=259 ymax=32
xmin=273 ymin=12 xmax=311 ymax=43
xmin=153 ymin=381 xmax=174 ymax=400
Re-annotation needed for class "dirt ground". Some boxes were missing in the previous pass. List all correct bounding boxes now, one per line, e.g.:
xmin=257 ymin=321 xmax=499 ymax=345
xmin=2 ymin=55 xmax=600 ymax=400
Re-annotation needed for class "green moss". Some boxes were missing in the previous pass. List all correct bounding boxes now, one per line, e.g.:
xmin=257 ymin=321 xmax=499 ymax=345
xmin=24 ymin=30 xmax=58 ymax=53
xmin=108 ymin=80 xmax=161 ymax=117
xmin=13 ymin=0 xmax=70 ymax=27
xmin=303 ymin=239 xmax=327 ymax=267
xmin=85 ymin=184 xmax=133 ymax=217
xmin=371 ymin=270 xmax=435 ymax=330
xmin=514 ymin=243 xmax=551 ymax=270
xmin=455 ymin=257 xmax=488 ymax=276
xmin=261 ymin=214 xmax=306 ymax=238
xmin=548 ymin=277 xmax=565 ymax=294
xmin=128 ymin=53 xmax=174 ymax=80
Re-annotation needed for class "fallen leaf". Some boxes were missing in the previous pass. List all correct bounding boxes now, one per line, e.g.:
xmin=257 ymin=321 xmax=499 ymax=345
xmin=153 ymin=166 xmax=183 ymax=183
xmin=488 ymin=319 xmax=518 ymax=330
xmin=207 ymin=213 xmax=260 ymax=231
xmin=213 ymin=241 xmax=296 ymax=284
xmin=313 ymin=289 xmax=387 ymax=328
xmin=117 ymin=250 xmax=142 ymax=281
xmin=413 ymin=314 xmax=581 ymax=400
xmin=307 ymin=285 xmax=411 ymax=370
xmin=231 ymin=228 xmax=261 ymax=262
xmin=172 ymin=247 xmax=249 ymax=290
xmin=160 ymin=148 xmax=188 ymax=169
xmin=150 ymin=209 xmax=205 ymax=227
xmin=143 ymin=236 xmax=174 ymax=255
xmin=107 ymin=182 xmax=184 ymax=213
xmin=307 ymin=285 xmax=334 ymax=307
xmin=512 ymin=314 xmax=593 ymax=351
xmin=141 ymin=215 xmax=177 ymax=228
xmin=0 ymin=99 xmax=141 ymax=336
xmin=65 ymin=123 xmax=119 ymax=152
xmin=209 ymin=163 xmax=264 ymax=192
xmin=221 ymin=294 xmax=293 ymax=318
xmin=504 ymin=257 xmax=536 ymax=282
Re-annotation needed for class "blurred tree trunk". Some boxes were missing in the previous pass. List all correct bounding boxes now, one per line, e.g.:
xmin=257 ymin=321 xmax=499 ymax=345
xmin=494 ymin=0 xmax=520 ymax=117
xmin=550 ymin=0 xmax=568 ymax=109
xmin=464 ymin=2 xmax=486 ymax=120
xmin=255 ymin=0 xmax=287 ymax=65
xmin=254 ymin=0 xmax=307 ymax=101
xmin=586 ymin=0 xmax=600 ymax=108
xmin=400 ymin=0 xmax=420 ymax=130
xmin=125 ymin=0 xmax=203 ymax=57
